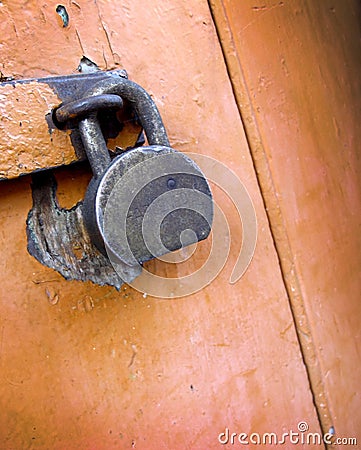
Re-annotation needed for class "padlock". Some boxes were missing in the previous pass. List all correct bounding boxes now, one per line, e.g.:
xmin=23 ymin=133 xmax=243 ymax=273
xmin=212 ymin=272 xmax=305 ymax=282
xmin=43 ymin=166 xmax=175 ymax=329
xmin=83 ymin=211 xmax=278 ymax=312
xmin=54 ymin=75 xmax=213 ymax=281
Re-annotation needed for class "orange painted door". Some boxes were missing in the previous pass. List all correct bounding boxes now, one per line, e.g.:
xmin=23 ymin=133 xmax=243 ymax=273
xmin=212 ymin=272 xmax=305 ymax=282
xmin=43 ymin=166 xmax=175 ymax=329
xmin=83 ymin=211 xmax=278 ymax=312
xmin=0 ymin=1 xmax=359 ymax=449
xmin=209 ymin=0 xmax=361 ymax=445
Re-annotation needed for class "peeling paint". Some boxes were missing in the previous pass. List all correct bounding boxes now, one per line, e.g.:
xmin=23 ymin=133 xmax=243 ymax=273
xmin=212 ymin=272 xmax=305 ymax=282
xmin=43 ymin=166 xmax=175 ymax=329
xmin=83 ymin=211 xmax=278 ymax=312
xmin=0 ymin=82 xmax=75 ymax=179
xmin=56 ymin=5 xmax=69 ymax=27
xmin=0 ymin=74 xmax=142 ymax=179
xmin=77 ymin=56 xmax=100 ymax=73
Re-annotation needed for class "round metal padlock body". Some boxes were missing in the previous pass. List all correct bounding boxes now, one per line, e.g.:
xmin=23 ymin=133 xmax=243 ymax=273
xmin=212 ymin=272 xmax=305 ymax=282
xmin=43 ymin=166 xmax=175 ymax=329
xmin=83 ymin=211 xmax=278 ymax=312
xmin=89 ymin=145 xmax=213 ymax=266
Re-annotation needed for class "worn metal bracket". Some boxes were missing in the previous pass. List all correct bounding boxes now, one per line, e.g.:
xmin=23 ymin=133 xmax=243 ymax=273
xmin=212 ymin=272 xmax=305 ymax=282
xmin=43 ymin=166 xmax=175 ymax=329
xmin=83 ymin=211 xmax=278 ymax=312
xmin=22 ymin=70 xmax=145 ymax=289
xmin=0 ymin=70 xmax=143 ymax=180
xmin=24 ymin=70 xmax=213 ymax=291
xmin=42 ymin=69 xmax=144 ymax=159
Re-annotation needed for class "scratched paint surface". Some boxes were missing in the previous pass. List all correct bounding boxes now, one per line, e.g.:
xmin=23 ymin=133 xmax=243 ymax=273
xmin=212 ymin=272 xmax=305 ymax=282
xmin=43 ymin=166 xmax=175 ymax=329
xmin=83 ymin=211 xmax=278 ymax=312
xmin=0 ymin=82 xmax=75 ymax=179
xmin=0 ymin=1 xmax=116 ymax=78
xmin=0 ymin=1 xmax=325 ymax=450
xmin=0 ymin=3 xmax=142 ymax=180
xmin=0 ymin=79 xmax=142 ymax=179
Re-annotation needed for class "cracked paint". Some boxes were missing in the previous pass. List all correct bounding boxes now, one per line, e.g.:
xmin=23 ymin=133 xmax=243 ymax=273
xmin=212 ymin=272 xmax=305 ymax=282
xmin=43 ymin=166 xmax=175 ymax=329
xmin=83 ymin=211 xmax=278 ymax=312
xmin=0 ymin=82 xmax=75 ymax=179
xmin=0 ymin=0 xmax=116 ymax=78
xmin=56 ymin=4 xmax=69 ymax=27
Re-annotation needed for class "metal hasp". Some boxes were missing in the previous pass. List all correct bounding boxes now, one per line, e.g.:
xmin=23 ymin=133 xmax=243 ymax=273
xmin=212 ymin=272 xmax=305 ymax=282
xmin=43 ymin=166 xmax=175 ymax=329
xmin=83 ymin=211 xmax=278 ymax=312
xmin=54 ymin=71 xmax=213 ymax=282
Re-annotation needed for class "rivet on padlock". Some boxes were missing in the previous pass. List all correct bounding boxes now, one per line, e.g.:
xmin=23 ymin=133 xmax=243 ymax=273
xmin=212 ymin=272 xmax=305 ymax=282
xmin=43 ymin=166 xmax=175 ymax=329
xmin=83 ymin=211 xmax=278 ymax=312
xmin=54 ymin=75 xmax=213 ymax=281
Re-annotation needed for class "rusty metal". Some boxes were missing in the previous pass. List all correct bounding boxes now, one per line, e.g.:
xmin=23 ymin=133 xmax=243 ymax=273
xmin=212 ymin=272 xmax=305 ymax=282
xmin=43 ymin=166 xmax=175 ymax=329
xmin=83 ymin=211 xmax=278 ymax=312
xmin=33 ymin=73 xmax=213 ymax=283
xmin=52 ymin=75 xmax=174 ymax=254
xmin=54 ymin=94 xmax=123 ymax=124
xmin=57 ymin=75 xmax=212 ymax=270
xmin=78 ymin=115 xmax=113 ymax=179
xmin=0 ymin=70 xmax=138 ymax=172
xmin=0 ymin=69 xmax=129 ymax=107
xmin=0 ymin=70 xmax=145 ymax=180
xmin=76 ymin=77 xmax=212 ymax=280
xmin=97 ymin=146 xmax=213 ymax=270
xmin=26 ymin=171 xmax=128 ymax=290
xmin=83 ymin=75 xmax=170 ymax=147
xmin=43 ymin=69 xmax=128 ymax=103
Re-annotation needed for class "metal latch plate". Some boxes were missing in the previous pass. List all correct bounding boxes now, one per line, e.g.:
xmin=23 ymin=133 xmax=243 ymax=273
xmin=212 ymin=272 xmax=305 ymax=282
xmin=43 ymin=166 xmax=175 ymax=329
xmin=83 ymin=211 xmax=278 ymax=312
xmin=0 ymin=70 xmax=142 ymax=180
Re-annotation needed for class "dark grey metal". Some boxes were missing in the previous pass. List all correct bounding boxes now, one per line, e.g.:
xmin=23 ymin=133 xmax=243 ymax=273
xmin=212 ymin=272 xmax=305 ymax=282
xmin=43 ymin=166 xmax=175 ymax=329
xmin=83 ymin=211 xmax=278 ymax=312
xmin=78 ymin=115 xmax=112 ymax=179
xmin=83 ymin=75 xmax=170 ymax=147
xmin=50 ymin=72 xmax=213 ymax=279
xmin=96 ymin=146 xmax=213 ymax=273
xmin=54 ymin=75 xmax=170 ymax=179
xmin=55 ymin=75 xmax=174 ymax=254
xmin=54 ymin=94 xmax=121 ymax=249
xmin=3 ymin=70 xmax=137 ymax=162
xmin=54 ymin=94 xmax=123 ymax=124
xmin=1 ymin=69 xmax=126 ymax=94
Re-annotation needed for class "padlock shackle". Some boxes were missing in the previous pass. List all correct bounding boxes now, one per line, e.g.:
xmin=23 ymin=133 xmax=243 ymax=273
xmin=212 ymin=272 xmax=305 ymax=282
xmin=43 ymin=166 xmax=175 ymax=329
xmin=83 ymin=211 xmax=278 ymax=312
xmin=78 ymin=115 xmax=112 ymax=178
xmin=84 ymin=76 xmax=170 ymax=148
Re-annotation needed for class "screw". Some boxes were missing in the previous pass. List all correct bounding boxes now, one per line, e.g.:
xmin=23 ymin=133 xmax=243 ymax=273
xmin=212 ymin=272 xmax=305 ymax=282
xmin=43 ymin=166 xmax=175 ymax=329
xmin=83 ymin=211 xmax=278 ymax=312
xmin=167 ymin=178 xmax=176 ymax=189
